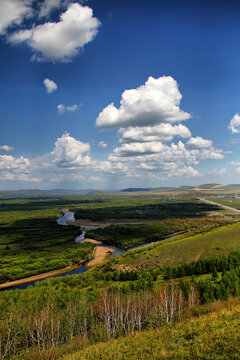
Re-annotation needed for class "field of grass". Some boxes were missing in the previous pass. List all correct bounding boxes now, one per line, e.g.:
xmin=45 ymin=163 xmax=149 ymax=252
xmin=112 ymin=222 xmax=240 ymax=269
xmin=63 ymin=298 xmax=240 ymax=360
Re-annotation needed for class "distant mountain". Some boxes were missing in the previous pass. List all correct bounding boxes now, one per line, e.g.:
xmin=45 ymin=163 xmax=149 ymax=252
xmin=120 ymin=188 xmax=152 ymax=192
xmin=0 ymin=189 xmax=91 ymax=198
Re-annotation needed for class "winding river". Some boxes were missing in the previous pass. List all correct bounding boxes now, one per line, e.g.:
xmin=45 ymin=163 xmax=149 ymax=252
xmin=2 ymin=210 xmax=180 ymax=291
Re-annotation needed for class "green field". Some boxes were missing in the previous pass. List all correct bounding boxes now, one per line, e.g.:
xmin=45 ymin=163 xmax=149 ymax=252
xmin=112 ymin=222 xmax=240 ymax=268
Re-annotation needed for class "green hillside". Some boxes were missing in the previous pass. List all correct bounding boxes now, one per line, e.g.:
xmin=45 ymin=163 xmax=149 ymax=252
xmin=113 ymin=222 xmax=240 ymax=268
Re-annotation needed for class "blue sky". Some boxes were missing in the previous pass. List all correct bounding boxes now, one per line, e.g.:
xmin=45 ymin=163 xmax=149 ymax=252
xmin=1 ymin=0 xmax=240 ymax=190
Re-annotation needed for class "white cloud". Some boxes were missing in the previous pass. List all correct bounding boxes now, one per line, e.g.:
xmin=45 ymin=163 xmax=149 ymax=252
xmin=50 ymin=132 xmax=90 ymax=168
xmin=0 ymin=0 xmax=33 ymax=35
xmin=0 ymin=154 xmax=39 ymax=182
xmin=43 ymin=78 xmax=57 ymax=93
xmin=186 ymin=136 xmax=212 ymax=149
xmin=97 ymin=141 xmax=107 ymax=148
xmin=57 ymin=103 xmax=81 ymax=115
xmin=168 ymin=166 xmax=200 ymax=178
xmin=0 ymin=145 xmax=14 ymax=152
xmin=231 ymin=161 xmax=240 ymax=166
xmin=57 ymin=104 xmax=65 ymax=115
xmin=208 ymin=168 xmax=227 ymax=176
xmin=96 ymin=76 xmax=191 ymax=129
xmin=89 ymin=176 xmax=100 ymax=181
xmin=228 ymin=113 xmax=240 ymax=134
xmin=39 ymin=0 xmax=62 ymax=18
xmin=9 ymin=3 xmax=100 ymax=62
xmin=112 ymin=142 xmax=166 ymax=157
xmin=118 ymin=123 xmax=191 ymax=143
xmin=236 ymin=168 xmax=240 ymax=174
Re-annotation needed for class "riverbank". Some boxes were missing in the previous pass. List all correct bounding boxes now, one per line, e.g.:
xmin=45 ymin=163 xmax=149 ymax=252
xmin=0 ymin=264 xmax=83 ymax=290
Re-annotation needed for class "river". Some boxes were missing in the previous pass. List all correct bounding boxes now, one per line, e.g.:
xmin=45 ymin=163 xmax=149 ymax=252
xmin=2 ymin=210 xmax=180 ymax=291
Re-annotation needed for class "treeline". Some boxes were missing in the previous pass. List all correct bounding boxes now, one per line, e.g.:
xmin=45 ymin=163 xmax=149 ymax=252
xmin=164 ymin=250 xmax=240 ymax=279
xmin=74 ymin=201 xmax=219 ymax=221
xmin=86 ymin=218 xmax=227 ymax=249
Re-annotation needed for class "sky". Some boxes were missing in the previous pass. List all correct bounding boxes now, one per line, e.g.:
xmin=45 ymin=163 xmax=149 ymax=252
xmin=1 ymin=0 xmax=240 ymax=190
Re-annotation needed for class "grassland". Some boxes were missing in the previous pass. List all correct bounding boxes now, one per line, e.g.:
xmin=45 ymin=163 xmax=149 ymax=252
xmin=111 ymin=222 xmax=240 ymax=269
xmin=62 ymin=298 xmax=240 ymax=360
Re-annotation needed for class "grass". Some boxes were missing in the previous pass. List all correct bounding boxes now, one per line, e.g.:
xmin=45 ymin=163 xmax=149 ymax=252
xmin=62 ymin=298 xmax=240 ymax=360
xmin=112 ymin=222 xmax=240 ymax=268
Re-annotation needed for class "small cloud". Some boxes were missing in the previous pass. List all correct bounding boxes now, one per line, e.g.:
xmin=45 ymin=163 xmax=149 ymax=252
xmin=39 ymin=0 xmax=62 ymax=18
xmin=228 ymin=113 xmax=240 ymax=134
xmin=43 ymin=78 xmax=57 ymax=93
xmin=57 ymin=103 xmax=81 ymax=115
xmin=186 ymin=136 xmax=212 ymax=149
xmin=57 ymin=104 xmax=65 ymax=115
xmin=236 ymin=168 xmax=240 ymax=174
xmin=0 ymin=145 xmax=14 ymax=152
xmin=208 ymin=168 xmax=227 ymax=176
xmin=97 ymin=141 xmax=107 ymax=148
xmin=231 ymin=161 xmax=240 ymax=166
xmin=89 ymin=176 xmax=100 ymax=181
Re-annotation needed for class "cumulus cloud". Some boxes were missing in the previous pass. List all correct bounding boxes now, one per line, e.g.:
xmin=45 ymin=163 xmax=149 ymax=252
xmin=0 ymin=154 xmax=39 ymax=182
xmin=186 ymin=136 xmax=212 ymax=149
xmin=50 ymin=132 xmax=90 ymax=168
xmin=43 ymin=78 xmax=57 ymax=93
xmin=97 ymin=141 xmax=107 ymax=148
xmin=228 ymin=113 xmax=240 ymax=134
xmin=9 ymin=3 xmax=100 ymax=62
xmin=57 ymin=103 xmax=81 ymax=115
xmin=0 ymin=0 xmax=33 ymax=35
xmin=231 ymin=161 xmax=240 ymax=166
xmin=0 ymin=145 xmax=14 ymax=152
xmin=236 ymin=168 xmax=240 ymax=174
xmin=39 ymin=0 xmax=62 ymax=18
xmin=118 ymin=123 xmax=191 ymax=143
xmin=96 ymin=76 xmax=191 ymax=129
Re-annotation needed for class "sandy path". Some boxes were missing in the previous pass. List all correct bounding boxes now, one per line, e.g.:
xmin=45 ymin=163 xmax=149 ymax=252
xmin=198 ymin=197 xmax=240 ymax=214
xmin=86 ymin=245 xmax=115 ymax=267
xmin=0 ymin=265 xmax=80 ymax=290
